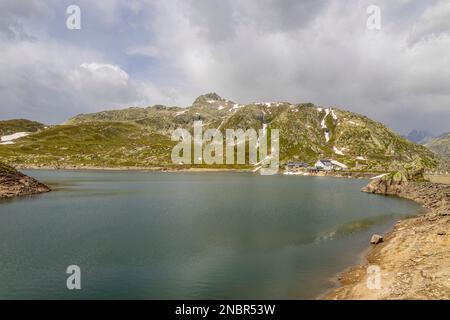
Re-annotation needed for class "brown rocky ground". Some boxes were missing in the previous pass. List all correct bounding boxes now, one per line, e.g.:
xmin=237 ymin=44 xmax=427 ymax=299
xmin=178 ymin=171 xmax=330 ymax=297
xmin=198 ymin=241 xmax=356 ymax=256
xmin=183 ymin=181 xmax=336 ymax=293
xmin=0 ymin=164 xmax=51 ymax=199
xmin=326 ymin=179 xmax=450 ymax=300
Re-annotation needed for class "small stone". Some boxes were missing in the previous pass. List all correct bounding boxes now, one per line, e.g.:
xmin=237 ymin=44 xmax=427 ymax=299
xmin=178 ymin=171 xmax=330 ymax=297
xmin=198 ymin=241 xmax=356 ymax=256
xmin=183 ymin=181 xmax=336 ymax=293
xmin=370 ymin=234 xmax=384 ymax=244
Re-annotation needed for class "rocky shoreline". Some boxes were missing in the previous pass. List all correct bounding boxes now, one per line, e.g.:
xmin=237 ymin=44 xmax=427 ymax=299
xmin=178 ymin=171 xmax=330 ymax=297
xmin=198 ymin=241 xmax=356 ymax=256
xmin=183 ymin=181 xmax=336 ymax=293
xmin=325 ymin=178 xmax=449 ymax=299
xmin=14 ymin=164 xmax=254 ymax=173
xmin=0 ymin=164 xmax=51 ymax=199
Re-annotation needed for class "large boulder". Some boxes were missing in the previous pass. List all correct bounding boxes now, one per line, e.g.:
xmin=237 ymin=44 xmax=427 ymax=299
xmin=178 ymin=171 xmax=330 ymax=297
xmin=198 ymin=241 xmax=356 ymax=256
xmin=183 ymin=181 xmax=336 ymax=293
xmin=362 ymin=159 xmax=426 ymax=195
xmin=403 ymin=159 xmax=425 ymax=181
xmin=370 ymin=234 xmax=384 ymax=244
xmin=362 ymin=171 xmax=409 ymax=195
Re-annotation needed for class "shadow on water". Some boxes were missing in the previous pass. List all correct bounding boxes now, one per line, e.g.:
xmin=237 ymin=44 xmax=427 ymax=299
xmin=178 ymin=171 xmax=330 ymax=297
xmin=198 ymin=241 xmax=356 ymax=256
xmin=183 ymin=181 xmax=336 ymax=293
xmin=315 ymin=212 xmax=417 ymax=242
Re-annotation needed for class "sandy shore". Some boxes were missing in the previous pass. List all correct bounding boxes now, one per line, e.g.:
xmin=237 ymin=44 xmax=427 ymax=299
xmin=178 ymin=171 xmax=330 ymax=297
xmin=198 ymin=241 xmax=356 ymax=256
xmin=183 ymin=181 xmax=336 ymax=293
xmin=425 ymin=174 xmax=450 ymax=185
xmin=325 ymin=181 xmax=450 ymax=300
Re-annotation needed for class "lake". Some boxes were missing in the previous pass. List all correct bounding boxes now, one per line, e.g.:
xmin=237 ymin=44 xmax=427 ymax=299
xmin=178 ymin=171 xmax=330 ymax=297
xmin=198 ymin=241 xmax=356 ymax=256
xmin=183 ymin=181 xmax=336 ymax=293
xmin=0 ymin=170 xmax=423 ymax=299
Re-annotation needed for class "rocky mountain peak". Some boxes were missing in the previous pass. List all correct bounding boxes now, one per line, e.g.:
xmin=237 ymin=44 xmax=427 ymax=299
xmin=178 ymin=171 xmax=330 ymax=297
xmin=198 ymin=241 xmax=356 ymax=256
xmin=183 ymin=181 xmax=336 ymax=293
xmin=193 ymin=92 xmax=224 ymax=105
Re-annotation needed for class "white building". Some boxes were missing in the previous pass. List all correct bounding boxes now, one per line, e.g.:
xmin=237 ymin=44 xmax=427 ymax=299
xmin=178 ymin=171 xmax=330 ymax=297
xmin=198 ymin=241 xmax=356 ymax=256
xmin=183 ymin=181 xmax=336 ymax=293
xmin=315 ymin=159 xmax=348 ymax=171
xmin=315 ymin=159 xmax=333 ymax=171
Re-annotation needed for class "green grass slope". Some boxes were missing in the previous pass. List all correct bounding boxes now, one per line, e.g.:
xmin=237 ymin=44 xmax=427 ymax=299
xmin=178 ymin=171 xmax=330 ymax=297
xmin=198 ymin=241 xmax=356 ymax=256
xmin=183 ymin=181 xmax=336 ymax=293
xmin=0 ymin=122 xmax=175 ymax=168
xmin=0 ymin=161 xmax=17 ymax=174
xmin=0 ymin=119 xmax=45 ymax=136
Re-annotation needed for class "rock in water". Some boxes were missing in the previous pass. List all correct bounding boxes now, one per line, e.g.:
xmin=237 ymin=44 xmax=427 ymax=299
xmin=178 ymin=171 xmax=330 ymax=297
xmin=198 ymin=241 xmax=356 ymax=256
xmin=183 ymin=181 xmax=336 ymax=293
xmin=370 ymin=234 xmax=384 ymax=244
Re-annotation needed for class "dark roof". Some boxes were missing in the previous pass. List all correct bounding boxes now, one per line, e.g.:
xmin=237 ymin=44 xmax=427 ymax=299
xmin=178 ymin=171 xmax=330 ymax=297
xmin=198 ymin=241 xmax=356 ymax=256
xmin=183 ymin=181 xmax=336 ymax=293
xmin=319 ymin=159 xmax=332 ymax=165
xmin=287 ymin=161 xmax=308 ymax=167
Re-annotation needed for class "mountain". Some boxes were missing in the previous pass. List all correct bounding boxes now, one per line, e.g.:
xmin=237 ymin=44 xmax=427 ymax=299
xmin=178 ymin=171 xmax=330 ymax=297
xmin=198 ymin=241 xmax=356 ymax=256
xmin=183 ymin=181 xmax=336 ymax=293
xmin=424 ymin=132 xmax=450 ymax=158
xmin=405 ymin=130 xmax=433 ymax=144
xmin=0 ymin=93 xmax=438 ymax=171
xmin=0 ymin=119 xmax=45 ymax=136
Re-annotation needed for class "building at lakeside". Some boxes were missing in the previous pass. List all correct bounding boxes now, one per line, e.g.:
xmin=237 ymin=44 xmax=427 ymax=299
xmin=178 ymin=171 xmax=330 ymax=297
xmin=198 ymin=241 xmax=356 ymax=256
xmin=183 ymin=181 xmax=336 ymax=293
xmin=315 ymin=159 xmax=348 ymax=171
xmin=315 ymin=159 xmax=333 ymax=171
xmin=286 ymin=161 xmax=309 ymax=170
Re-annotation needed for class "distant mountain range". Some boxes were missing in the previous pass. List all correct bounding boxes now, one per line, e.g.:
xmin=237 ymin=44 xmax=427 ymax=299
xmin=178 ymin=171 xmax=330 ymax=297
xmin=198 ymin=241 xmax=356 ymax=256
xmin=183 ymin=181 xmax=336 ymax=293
xmin=0 ymin=93 xmax=441 ymax=171
xmin=424 ymin=132 xmax=450 ymax=158
xmin=404 ymin=130 xmax=450 ymax=170
xmin=404 ymin=130 xmax=433 ymax=145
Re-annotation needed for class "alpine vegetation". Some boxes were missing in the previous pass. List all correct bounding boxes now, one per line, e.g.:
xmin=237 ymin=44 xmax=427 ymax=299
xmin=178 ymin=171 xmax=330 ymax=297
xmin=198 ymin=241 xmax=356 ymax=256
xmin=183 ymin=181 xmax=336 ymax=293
xmin=171 ymin=121 xmax=279 ymax=175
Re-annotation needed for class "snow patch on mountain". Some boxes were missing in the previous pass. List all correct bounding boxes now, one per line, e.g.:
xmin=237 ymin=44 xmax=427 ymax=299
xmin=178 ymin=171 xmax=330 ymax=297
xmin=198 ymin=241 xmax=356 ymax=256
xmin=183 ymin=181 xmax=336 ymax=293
xmin=320 ymin=108 xmax=330 ymax=129
xmin=175 ymin=110 xmax=188 ymax=116
xmin=333 ymin=146 xmax=345 ymax=155
xmin=330 ymin=160 xmax=348 ymax=169
xmin=1 ymin=132 xmax=31 ymax=144
xmin=229 ymin=104 xmax=243 ymax=112
xmin=331 ymin=109 xmax=338 ymax=120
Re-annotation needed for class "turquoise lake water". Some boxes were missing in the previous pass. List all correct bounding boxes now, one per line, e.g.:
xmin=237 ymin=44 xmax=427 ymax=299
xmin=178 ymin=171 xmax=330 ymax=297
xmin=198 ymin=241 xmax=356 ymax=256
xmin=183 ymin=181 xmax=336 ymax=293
xmin=0 ymin=170 xmax=423 ymax=299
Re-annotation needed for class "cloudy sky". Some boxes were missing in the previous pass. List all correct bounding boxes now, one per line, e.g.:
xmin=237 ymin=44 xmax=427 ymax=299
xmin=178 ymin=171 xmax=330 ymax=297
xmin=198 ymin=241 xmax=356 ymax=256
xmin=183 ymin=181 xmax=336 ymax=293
xmin=0 ymin=0 xmax=449 ymax=135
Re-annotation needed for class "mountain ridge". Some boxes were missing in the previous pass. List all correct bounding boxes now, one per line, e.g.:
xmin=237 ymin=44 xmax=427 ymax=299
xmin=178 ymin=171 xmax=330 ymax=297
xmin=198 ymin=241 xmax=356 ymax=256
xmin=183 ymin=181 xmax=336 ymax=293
xmin=424 ymin=132 xmax=450 ymax=157
xmin=0 ymin=119 xmax=45 ymax=136
xmin=0 ymin=93 xmax=439 ymax=171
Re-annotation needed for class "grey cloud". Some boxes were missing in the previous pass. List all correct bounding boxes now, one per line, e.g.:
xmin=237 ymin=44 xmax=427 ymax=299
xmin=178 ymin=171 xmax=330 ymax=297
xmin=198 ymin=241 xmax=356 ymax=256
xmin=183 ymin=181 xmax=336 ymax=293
xmin=184 ymin=0 xmax=327 ymax=42
xmin=147 ymin=0 xmax=450 ymax=135
xmin=0 ymin=0 xmax=47 ymax=39
xmin=408 ymin=0 xmax=450 ymax=44
xmin=0 ymin=0 xmax=449 ymax=135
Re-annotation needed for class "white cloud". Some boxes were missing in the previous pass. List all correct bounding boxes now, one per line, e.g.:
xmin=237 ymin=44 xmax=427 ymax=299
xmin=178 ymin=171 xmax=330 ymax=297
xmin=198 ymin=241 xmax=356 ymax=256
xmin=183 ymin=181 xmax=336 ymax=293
xmin=72 ymin=63 xmax=130 ymax=85
xmin=0 ymin=38 xmax=173 ymax=123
